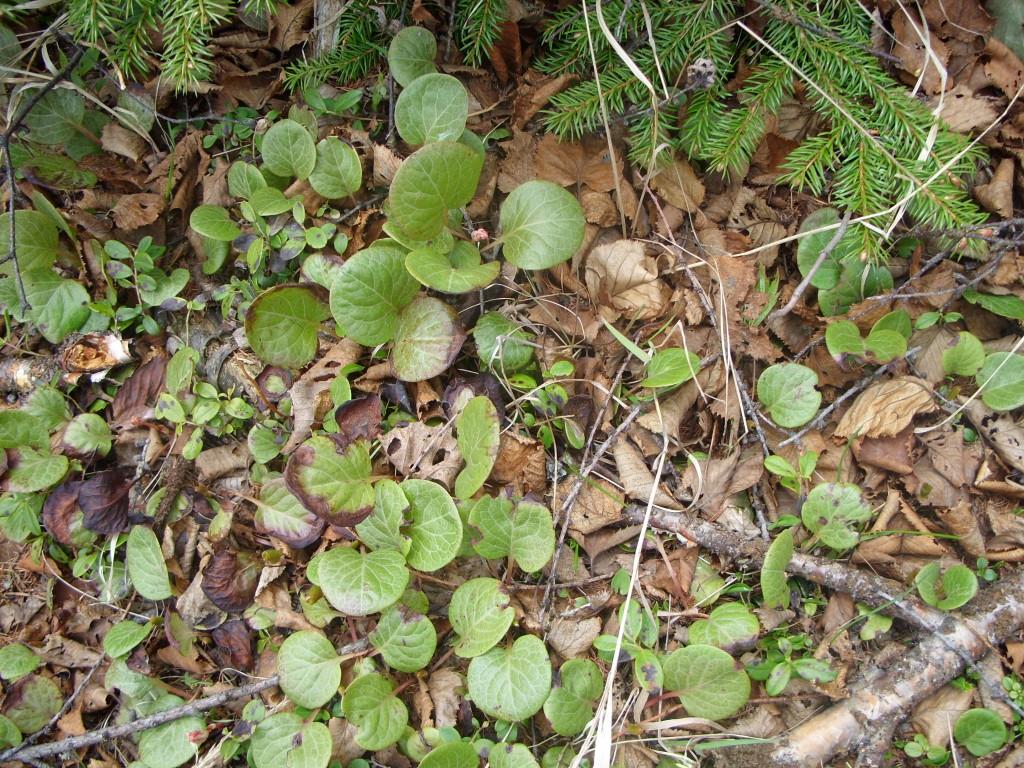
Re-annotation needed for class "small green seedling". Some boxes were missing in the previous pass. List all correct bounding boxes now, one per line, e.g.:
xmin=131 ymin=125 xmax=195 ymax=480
xmin=763 ymin=451 xmax=818 ymax=494
xmin=824 ymin=310 xmax=911 ymax=363
xmin=747 ymin=634 xmax=836 ymax=696
xmin=900 ymin=733 xmax=949 ymax=765
xmin=914 ymin=563 xmax=977 ymax=611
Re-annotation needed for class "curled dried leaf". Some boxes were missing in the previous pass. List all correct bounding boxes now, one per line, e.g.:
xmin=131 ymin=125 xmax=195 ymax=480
xmin=834 ymin=376 xmax=936 ymax=439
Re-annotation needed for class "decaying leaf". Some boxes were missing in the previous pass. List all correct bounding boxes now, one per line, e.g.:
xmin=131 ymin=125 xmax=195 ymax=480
xmin=650 ymin=157 xmax=705 ymax=212
xmin=834 ymin=376 xmax=936 ymax=438
xmin=584 ymin=240 xmax=669 ymax=321
xmin=381 ymin=420 xmax=461 ymax=489
xmin=201 ymin=547 xmax=261 ymax=613
xmin=612 ymin=440 xmax=679 ymax=510
xmin=489 ymin=430 xmax=547 ymax=494
xmin=559 ymin=477 xmax=624 ymax=535
xmin=534 ymin=133 xmax=622 ymax=192
xmin=282 ymin=339 xmax=363 ymax=454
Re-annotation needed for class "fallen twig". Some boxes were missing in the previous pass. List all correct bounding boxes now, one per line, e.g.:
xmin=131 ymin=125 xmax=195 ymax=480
xmin=1 ymin=676 xmax=280 ymax=763
xmin=631 ymin=505 xmax=1024 ymax=765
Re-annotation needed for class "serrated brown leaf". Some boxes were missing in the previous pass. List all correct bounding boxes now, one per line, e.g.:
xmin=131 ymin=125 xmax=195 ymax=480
xmin=535 ymin=133 xmax=622 ymax=192
xmin=381 ymin=421 xmax=461 ymax=489
xmin=650 ymin=157 xmax=705 ymax=212
xmin=112 ymin=356 xmax=167 ymax=427
xmin=283 ymin=339 xmax=363 ymax=454
xmin=210 ymin=619 xmax=254 ymax=671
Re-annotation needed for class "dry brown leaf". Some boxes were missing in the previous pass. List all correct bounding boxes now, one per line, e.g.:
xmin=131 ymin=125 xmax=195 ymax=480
xmin=891 ymin=9 xmax=950 ymax=95
xmin=558 ymin=477 xmax=624 ymax=534
xmin=428 ymin=668 xmax=464 ymax=728
xmin=935 ymin=83 xmax=1002 ymax=133
xmin=985 ymin=37 xmax=1024 ymax=99
xmin=490 ymin=430 xmax=546 ymax=494
xmin=196 ymin=442 xmax=250 ymax=482
xmin=682 ymin=446 xmax=763 ymax=517
xmin=269 ymin=0 xmax=313 ymax=51
xmin=581 ymin=190 xmax=619 ymax=227
xmin=497 ymin=129 xmax=536 ymax=193
xmin=534 ymin=133 xmax=622 ymax=192
xmin=912 ymin=685 xmax=974 ymax=747
xmin=372 ymin=144 xmax=403 ymax=187
xmin=547 ymin=616 xmax=601 ymax=659
xmin=111 ymin=193 xmax=164 ymax=231
xmin=852 ymin=425 xmax=914 ymax=474
xmin=650 ymin=158 xmax=705 ymax=212
xmin=834 ymin=376 xmax=936 ymax=438
xmin=612 ymin=440 xmax=679 ymax=509
xmin=101 ymin=123 xmax=147 ymax=162
xmin=329 ymin=718 xmax=366 ymax=766
xmin=512 ymin=72 xmax=574 ymax=128
xmin=283 ymin=339 xmax=363 ymax=454
xmin=964 ymin=399 xmax=1024 ymax=474
xmin=975 ymin=157 xmax=1015 ymax=218
xmin=584 ymin=240 xmax=669 ymax=321
xmin=381 ymin=421 xmax=461 ymax=489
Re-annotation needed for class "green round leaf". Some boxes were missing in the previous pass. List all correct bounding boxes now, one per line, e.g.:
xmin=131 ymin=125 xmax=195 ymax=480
xmin=395 ymin=73 xmax=469 ymax=145
xmin=473 ymin=312 xmax=534 ymax=371
xmin=801 ymin=482 xmax=871 ymax=550
xmin=401 ymin=478 xmax=463 ymax=571
xmin=871 ymin=309 xmax=912 ymax=340
xmin=137 ymin=698 xmax=205 ymax=768
xmin=249 ymin=187 xmax=293 ymax=216
xmin=329 ymin=243 xmax=420 ymax=346
xmin=0 ymin=713 xmax=21 ymax=749
xmin=795 ymin=208 xmax=860 ymax=290
xmin=251 ymin=712 xmax=332 ymax=768
xmin=314 ymin=546 xmax=409 ymax=616
xmin=355 ymin=479 xmax=413 ymax=555
xmin=392 ymin=296 xmax=466 ymax=382
xmin=0 ymin=410 xmax=47 ymax=449
xmin=824 ymin=320 xmax=864 ymax=357
xmin=261 ymin=118 xmax=317 ymax=180
xmin=964 ymin=288 xmax=1024 ymax=320
xmin=245 ymin=284 xmax=329 ymax=369
xmin=309 ymin=137 xmax=362 ymax=199
xmin=942 ymin=332 xmax=985 ymax=377
xmin=62 ymin=413 xmax=112 ymax=457
xmin=5 ymin=448 xmax=68 ymax=493
xmin=24 ymin=273 xmax=90 ymax=344
xmin=24 ymin=88 xmax=84 ymax=145
xmin=2 ymin=675 xmax=61 ymax=733
xmin=285 ymin=436 xmax=375 ymax=526
xmin=954 ymin=708 xmax=1007 ymax=757
xmin=543 ymin=658 xmax=602 ymax=736
xmin=369 ymin=604 xmax=437 ymax=672
xmin=915 ymin=563 xmax=978 ymax=611
xmin=499 ymin=181 xmax=584 ymax=270
xmin=388 ymin=142 xmax=483 ymax=241
xmin=126 ymin=525 xmax=172 ymax=600
xmin=756 ymin=363 xmax=821 ymax=428
xmin=467 ymin=634 xmax=552 ymax=721
xmin=388 ymin=26 xmax=438 ymax=87
xmin=189 ymin=205 xmax=241 ymax=241
xmin=761 ymin=528 xmax=793 ymax=610
xmin=0 ymin=210 xmax=58 ymax=273
xmin=663 ymin=644 xmax=750 ymax=721
xmin=342 ymin=672 xmax=409 ymax=750
xmin=278 ymin=630 xmax=341 ymax=709
xmin=468 ymin=496 xmax=555 ymax=573
xmin=449 ymin=577 xmax=514 ymax=658
xmin=0 ymin=644 xmax=40 ymax=681
xmin=255 ymin=478 xmax=325 ymax=548
xmin=103 ymin=620 xmax=153 ymax=658
xmin=978 ymin=353 xmax=1024 ymax=411
xmin=642 ymin=349 xmax=701 ymax=388
xmin=455 ymin=396 xmax=500 ymax=499
xmin=228 ymin=161 xmax=266 ymax=199
xmin=405 ymin=243 xmax=500 ymax=294
xmin=863 ymin=329 xmax=907 ymax=362
xmin=490 ymin=743 xmax=541 ymax=768
xmin=688 ymin=603 xmax=759 ymax=649
xmin=420 ymin=741 xmax=479 ymax=768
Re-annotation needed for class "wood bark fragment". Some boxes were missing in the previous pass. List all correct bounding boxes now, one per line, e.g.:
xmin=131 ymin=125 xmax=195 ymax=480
xmin=631 ymin=505 xmax=1024 ymax=767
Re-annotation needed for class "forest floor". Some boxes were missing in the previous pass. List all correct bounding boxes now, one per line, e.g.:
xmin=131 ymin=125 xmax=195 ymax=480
xmin=2 ymin=1 xmax=1024 ymax=768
